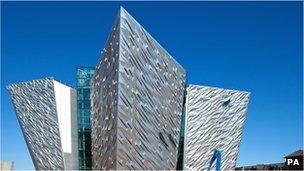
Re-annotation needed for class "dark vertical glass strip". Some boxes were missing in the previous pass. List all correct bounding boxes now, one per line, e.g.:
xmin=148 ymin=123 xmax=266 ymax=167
xmin=77 ymin=67 xmax=95 ymax=170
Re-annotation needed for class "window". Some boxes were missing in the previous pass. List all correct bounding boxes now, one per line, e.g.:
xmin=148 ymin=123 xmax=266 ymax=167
xmin=83 ymin=89 xmax=90 ymax=100
xmin=223 ymin=99 xmax=230 ymax=106
xmin=159 ymin=132 xmax=168 ymax=148
xmin=83 ymin=101 xmax=90 ymax=109
xmin=168 ymin=134 xmax=176 ymax=147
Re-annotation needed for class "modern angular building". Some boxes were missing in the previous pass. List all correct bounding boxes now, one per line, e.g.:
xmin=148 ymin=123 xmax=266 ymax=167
xmin=183 ymin=85 xmax=250 ymax=170
xmin=91 ymin=7 xmax=186 ymax=170
xmin=7 ymin=78 xmax=78 ymax=170
xmin=76 ymin=67 xmax=95 ymax=169
xmin=6 ymin=7 xmax=250 ymax=171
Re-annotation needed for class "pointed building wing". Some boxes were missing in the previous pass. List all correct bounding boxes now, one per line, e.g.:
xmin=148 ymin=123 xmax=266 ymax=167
xmin=91 ymin=7 xmax=186 ymax=170
xmin=183 ymin=85 xmax=250 ymax=170
xmin=7 ymin=78 xmax=78 ymax=170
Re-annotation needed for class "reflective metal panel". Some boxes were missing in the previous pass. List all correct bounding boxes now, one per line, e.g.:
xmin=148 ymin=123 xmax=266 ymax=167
xmin=184 ymin=85 xmax=250 ymax=170
xmin=91 ymin=9 xmax=120 ymax=170
xmin=7 ymin=78 xmax=78 ymax=170
xmin=91 ymin=7 xmax=186 ymax=170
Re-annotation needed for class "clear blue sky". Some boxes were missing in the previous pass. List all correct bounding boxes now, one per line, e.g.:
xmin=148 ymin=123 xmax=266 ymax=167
xmin=1 ymin=1 xmax=303 ymax=170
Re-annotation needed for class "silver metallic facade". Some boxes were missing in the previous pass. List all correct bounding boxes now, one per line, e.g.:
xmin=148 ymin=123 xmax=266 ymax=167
xmin=183 ymin=85 xmax=250 ymax=170
xmin=7 ymin=78 xmax=78 ymax=170
xmin=91 ymin=7 xmax=186 ymax=170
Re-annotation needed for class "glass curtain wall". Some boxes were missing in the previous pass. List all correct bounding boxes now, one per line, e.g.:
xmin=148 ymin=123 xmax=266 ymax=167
xmin=77 ymin=67 xmax=95 ymax=170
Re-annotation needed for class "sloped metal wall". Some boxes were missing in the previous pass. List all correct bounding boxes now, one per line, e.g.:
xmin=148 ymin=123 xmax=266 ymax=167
xmin=7 ymin=78 xmax=78 ymax=170
xmin=7 ymin=78 xmax=64 ymax=170
xmin=91 ymin=7 xmax=186 ymax=170
xmin=184 ymin=85 xmax=250 ymax=170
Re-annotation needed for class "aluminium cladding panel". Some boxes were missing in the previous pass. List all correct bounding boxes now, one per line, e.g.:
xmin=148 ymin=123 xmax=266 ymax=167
xmin=91 ymin=7 xmax=186 ymax=170
xmin=91 ymin=10 xmax=120 ymax=170
xmin=183 ymin=85 xmax=250 ymax=170
xmin=118 ymin=8 xmax=186 ymax=170
xmin=7 ymin=78 xmax=65 ymax=170
xmin=7 ymin=78 xmax=78 ymax=170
